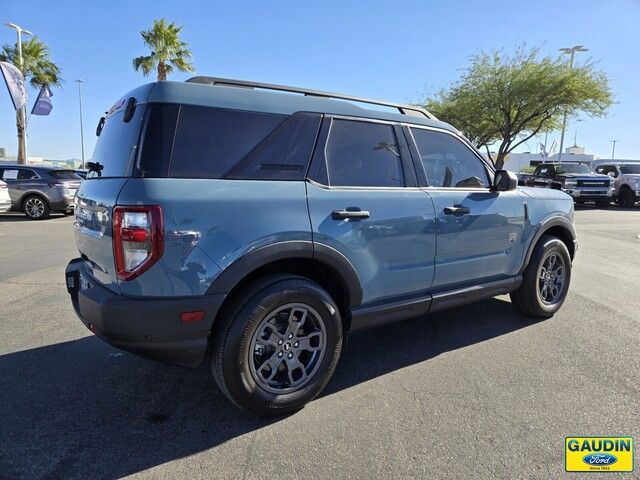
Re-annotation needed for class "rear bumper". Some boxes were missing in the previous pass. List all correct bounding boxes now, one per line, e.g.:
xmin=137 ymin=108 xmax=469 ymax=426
xmin=50 ymin=197 xmax=75 ymax=211
xmin=65 ymin=258 xmax=226 ymax=367
xmin=0 ymin=199 xmax=10 ymax=212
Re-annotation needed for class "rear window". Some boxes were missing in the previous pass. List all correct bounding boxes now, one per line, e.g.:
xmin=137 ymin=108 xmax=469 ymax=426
xmin=138 ymin=104 xmax=320 ymax=180
xmin=620 ymin=164 xmax=640 ymax=174
xmin=88 ymin=107 xmax=145 ymax=178
xmin=49 ymin=170 xmax=81 ymax=180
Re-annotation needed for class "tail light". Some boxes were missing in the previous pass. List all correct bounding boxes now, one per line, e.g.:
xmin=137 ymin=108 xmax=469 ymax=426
xmin=0 ymin=184 xmax=7 ymax=189
xmin=48 ymin=182 xmax=64 ymax=188
xmin=113 ymin=206 xmax=164 ymax=280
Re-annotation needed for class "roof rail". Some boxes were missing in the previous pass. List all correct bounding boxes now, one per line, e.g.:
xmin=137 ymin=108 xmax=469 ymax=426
xmin=186 ymin=76 xmax=435 ymax=120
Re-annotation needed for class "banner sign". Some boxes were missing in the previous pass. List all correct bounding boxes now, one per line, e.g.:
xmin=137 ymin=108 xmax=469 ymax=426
xmin=31 ymin=84 xmax=53 ymax=116
xmin=0 ymin=61 xmax=27 ymax=110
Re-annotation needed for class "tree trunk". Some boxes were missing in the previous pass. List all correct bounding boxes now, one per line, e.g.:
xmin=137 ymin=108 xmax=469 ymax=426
xmin=494 ymin=153 xmax=507 ymax=170
xmin=16 ymin=109 xmax=26 ymax=165
xmin=157 ymin=61 xmax=166 ymax=81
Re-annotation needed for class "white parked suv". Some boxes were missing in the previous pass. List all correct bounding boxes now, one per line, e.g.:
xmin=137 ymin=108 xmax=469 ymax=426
xmin=0 ymin=180 xmax=11 ymax=213
xmin=594 ymin=162 xmax=640 ymax=207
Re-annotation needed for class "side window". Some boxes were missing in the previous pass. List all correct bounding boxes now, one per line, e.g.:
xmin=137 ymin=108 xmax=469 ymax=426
xmin=410 ymin=128 xmax=489 ymax=188
xmin=595 ymin=166 xmax=605 ymax=174
xmin=17 ymin=169 xmax=38 ymax=180
xmin=2 ymin=169 xmax=19 ymax=180
xmin=168 ymin=106 xmax=286 ymax=179
xmin=325 ymin=119 xmax=404 ymax=187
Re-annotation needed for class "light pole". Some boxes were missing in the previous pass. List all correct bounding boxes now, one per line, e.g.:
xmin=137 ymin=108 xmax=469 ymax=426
xmin=610 ymin=139 xmax=618 ymax=160
xmin=75 ymin=79 xmax=85 ymax=169
xmin=557 ymin=45 xmax=588 ymax=163
xmin=4 ymin=22 xmax=33 ymax=165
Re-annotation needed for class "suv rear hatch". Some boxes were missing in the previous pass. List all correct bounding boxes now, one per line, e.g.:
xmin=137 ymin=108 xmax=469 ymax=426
xmin=74 ymin=94 xmax=147 ymax=293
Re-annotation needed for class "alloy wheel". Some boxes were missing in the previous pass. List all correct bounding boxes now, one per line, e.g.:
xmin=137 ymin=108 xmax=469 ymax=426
xmin=25 ymin=197 xmax=45 ymax=218
xmin=537 ymin=252 xmax=566 ymax=304
xmin=249 ymin=303 xmax=327 ymax=394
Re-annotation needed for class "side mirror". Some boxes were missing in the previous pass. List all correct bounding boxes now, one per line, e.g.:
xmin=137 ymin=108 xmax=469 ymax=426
xmin=492 ymin=170 xmax=518 ymax=192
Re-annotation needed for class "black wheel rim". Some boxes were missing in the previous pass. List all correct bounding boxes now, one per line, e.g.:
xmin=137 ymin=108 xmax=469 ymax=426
xmin=249 ymin=303 xmax=327 ymax=394
xmin=537 ymin=252 xmax=566 ymax=305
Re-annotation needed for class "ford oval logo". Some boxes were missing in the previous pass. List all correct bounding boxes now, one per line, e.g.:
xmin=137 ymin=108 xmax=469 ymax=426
xmin=582 ymin=453 xmax=617 ymax=466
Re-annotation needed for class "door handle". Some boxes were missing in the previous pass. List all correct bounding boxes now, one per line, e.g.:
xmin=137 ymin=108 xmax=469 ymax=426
xmin=443 ymin=205 xmax=470 ymax=215
xmin=332 ymin=209 xmax=370 ymax=220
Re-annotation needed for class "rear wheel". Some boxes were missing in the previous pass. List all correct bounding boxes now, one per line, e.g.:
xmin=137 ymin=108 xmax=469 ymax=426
xmin=211 ymin=275 xmax=343 ymax=416
xmin=618 ymin=188 xmax=636 ymax=208
xmin=22 ymin=195 xmax=50 ymax=220
xmin=510 ymin=236 xmax=572 ymax=318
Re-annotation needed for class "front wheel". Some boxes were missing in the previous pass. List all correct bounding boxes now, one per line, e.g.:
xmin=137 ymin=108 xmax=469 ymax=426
xmin=211 ymin=275 xmax=343 ymax=416
xmin=618 ymin=188 xmax=636 ymax=208
xmin=510 ymin=236 xmax=572 ymax=318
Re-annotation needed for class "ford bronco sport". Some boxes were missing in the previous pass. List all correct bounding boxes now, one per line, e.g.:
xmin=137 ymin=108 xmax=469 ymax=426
xmin=66 ymin=77 xmax=577 ymax=415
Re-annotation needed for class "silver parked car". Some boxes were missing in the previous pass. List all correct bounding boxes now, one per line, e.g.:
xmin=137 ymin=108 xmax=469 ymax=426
xmin=0 ymin=164 xmax=82 ymax=219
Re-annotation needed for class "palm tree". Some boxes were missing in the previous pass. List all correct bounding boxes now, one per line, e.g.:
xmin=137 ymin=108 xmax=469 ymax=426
xmin=133 ymin=19 xmax=195 ymax=81
xmin=0 ymin=36 xmax=61 ymax=164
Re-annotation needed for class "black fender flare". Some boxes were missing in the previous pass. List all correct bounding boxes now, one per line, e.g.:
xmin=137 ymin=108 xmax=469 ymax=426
xmin=205 ymin=240 xmax=363 ymax=307
xmin=518 ymin=215 xmax=576 ymax=275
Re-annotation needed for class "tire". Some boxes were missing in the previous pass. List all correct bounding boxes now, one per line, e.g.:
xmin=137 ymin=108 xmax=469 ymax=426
xmin=22 ymin=195 xmax=50 ymax=220
xmin=211 ymin=275 xmax=343 ymax=416
xmin=618 ymin=188 xmax=636 ymax=208
xmin=510 ymin=235 xmax=572 ymax=318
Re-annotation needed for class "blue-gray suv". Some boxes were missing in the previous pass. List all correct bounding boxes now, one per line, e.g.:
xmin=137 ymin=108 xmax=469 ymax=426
xmin=66 ymin=77 xmax=577 ymax=415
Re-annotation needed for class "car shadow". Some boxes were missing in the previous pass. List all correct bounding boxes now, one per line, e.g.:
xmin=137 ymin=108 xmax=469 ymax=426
xmin=0 ymin=212 xmax=68 ymax=222
xmin=0 ymin=298 xmax=540 ymax=479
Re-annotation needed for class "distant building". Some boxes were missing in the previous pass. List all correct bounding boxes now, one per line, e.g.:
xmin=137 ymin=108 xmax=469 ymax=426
xmin=488 ymin=145 xmax=597 ymax=171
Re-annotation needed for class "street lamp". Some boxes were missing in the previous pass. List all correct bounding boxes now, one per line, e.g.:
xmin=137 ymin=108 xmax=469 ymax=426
xmin=557 ymin=45 xmax=588 ymax=163
xmin=610 ymin=139 xmax=618 ymax=160
xmin=4 ymin=22 xmax=33 ymax=165
xmin=75 ymin=80 xmax=85 ymax=169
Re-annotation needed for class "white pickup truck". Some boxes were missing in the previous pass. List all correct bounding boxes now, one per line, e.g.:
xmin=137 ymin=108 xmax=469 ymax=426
xmin=594 ymin=162 xmax=640 ymax=208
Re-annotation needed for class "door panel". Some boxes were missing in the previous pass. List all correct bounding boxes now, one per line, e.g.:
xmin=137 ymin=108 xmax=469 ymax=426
xmin=427 ymin=188 xmax=525 ymax=289
xmin=307 ymin=182 xmax=436 ymax=304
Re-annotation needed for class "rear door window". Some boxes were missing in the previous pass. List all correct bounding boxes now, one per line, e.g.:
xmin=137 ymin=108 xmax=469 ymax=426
xmin=17 ymin=169 xmax=38 ymax=180
xmin=325 ymin=119 xmax=404 ymax=187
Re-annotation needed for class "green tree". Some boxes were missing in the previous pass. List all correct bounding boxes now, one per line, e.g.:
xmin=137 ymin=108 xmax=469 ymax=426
xmin=133 ymin=18 xmax=195 ymax=81
xmin=0 ymin=36 xmax=61 ymax=164
xmin=424 ymin=46 xmax=612 ymax=170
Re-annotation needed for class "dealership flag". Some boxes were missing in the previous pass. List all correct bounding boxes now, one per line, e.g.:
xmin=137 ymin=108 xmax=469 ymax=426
xmin=0 ymin=61 xmax=27 ymax=110
xmin=31 ymin=85 xmax=53 ymax=115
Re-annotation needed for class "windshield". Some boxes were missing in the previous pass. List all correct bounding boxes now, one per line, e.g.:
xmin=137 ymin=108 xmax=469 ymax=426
xmin=620 ymin=164 xmax=640 ymax=174
xmin=553 ymin=163 xmax=593 ymax=174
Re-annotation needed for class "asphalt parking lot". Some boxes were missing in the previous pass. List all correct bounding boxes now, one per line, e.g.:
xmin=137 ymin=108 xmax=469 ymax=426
xmin=1 ymin=207 xmax=639 ymax=479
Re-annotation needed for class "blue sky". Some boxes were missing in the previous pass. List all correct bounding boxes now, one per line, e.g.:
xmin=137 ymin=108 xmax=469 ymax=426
xmin=1 ymin=0 xmax=639 ymax=161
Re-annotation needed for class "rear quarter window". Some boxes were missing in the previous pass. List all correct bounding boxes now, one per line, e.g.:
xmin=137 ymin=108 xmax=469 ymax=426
xmin=138 ymin=104 xmax=319 ymax=180
xmin=49 ymin=170 xmax=82 ymax=180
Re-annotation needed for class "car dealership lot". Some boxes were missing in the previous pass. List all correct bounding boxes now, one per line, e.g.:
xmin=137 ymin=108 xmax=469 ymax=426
xmin=1 ymin=208 xmax=639 ymax=479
